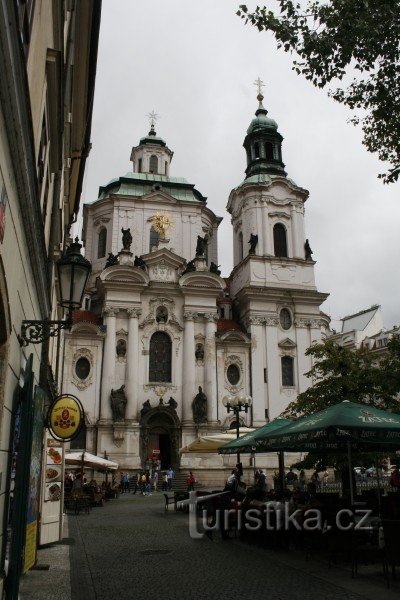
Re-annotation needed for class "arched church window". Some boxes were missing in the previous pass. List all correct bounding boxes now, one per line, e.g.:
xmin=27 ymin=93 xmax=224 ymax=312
xmin=238 ymin=232 xmax=243 ymax=261
xmin=165 ymin=161 xmax=168 ymax=175
xmin=273 ymin=223 xmax=288 ymax=257
xmin=149 ymin=332 xmax=172 ymax=382
xmin=75 ymin=357 xmax=91 ymax=380
xmin=281 ymin=356 xmax=294 ymax=386
xmin=149 ymin=226 xmax=159 ymax=251
xmin=97 ymin=228 xmax=107 ymax=259
xmin=279 ymin=308 xmax=292 ymax=330
xmin=149 ymin=155 xmax=158 ymax=174
xmin=254 ymin=142 xmax=260 ymax=159
xmin=265 ymin=142 xmax=274 ymax=160
xmin=138 ymin=158 xmax=142 ymax=173
xmin=227 ymin=364 xmax=240 ymax=386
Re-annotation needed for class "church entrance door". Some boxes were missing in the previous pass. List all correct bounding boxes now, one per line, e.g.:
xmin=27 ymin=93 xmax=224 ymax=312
xmin=140 ymin=406 xmax=181 ymax=470
xmin=148 ymin=426 xmax=171 ymax=469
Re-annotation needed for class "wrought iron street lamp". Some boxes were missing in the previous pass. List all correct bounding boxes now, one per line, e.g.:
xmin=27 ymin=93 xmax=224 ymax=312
xmin=222 ymin=394 xmax=252 ymax=463
xmin=19 ymin=238 xmax=91 ymax=346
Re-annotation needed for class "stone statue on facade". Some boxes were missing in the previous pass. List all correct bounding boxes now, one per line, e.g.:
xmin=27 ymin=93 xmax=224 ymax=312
xmin=195 ymin=235 xmax=207 ymax=257
xmin=168 ymin=396 xmax=178 ymax=410
xmin=140 ymin=399 xmax=151 ymax=418
xmin=105 ymin=252 xmax=119 ymax=268
xmin=248 ymin=233 xmax=258 ymax=255
xmin=121 ymin=227 xmax=132 ymax=251
xmin=134 ymin=255 xmax=146 ymax=270
xmin=304 ymin=239 xmax=313 ymax=260
xmin=183 ymin=259 xmax=196 ymax=274
xmin=116 ymin=339 xmax=126 ymax=357
xmin=110 ymin=385 xmax=127 ymax=421
xmin=209 ymin=262 xmax=221 ymax=276
xmin=195 ymin=344 xmax=204 ymax=361
xmin=192 ymin=386 xmax=207 ymax=424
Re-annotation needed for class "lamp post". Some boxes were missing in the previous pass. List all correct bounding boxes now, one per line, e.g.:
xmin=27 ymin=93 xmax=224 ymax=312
xmin=222 ymin=395 xmax=252 ymax=465
xmin=19 ymin=238 xmax=91 ymax=346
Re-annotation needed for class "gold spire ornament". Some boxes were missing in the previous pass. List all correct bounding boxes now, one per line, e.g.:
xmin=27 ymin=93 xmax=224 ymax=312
xmin=152 ymin=212 xmax=173 ymax=240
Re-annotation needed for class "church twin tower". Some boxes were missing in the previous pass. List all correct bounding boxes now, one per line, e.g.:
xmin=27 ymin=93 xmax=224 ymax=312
xmin=64 ymin=89 xmax=329 ymax=470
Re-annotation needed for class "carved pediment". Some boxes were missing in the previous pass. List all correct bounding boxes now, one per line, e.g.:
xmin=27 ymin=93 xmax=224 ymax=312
xmin=141 ymin=248 xmax=186 ymax=284
xmin=179 ymin=271 xmax=225 ymax=290
xmin=278 ymin=337 xmax=297 ymax=349
xmin=217 ymin=330 xmax=250 ymax=344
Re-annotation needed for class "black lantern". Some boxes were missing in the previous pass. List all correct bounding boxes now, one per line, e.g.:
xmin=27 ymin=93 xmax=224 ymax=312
xmin=19 ymin=238 xmax=91 ymax=346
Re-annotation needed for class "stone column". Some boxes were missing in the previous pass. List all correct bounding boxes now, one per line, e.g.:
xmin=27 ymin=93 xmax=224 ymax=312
xmin=126 ymin=308 xmax=141 ymax=421
xmin=204 ymin=312 xmax=218 ymax=424
xmin=249 ymin=316 xmax=267 ymax=426
xmin=100 ymin=307 xmax=117 ymax=421
xmin=182 ymin=312 xmax=197 ymax=424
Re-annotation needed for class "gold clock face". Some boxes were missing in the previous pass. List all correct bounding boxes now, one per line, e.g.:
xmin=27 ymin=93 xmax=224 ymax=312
xmin=152 ymin=212 xmax=173 ymax=239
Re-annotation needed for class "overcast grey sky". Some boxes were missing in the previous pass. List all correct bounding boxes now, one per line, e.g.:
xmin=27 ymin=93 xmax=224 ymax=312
xmin=81 ymin=0 xmax=400 ymax=330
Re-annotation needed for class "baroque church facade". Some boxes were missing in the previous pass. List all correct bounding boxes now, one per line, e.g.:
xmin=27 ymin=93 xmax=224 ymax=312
xmin=63 ymin=91 xmax=330 ymax=470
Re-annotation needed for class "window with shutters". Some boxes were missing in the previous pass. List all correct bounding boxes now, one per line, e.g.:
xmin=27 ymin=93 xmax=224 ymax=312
xmin=149 ymin=332 xmax=172 ymax=382
xmin=273 ymin=223 xmax=288 ymax=257
xmin=281 ymin=356 xmax=294 ymax=386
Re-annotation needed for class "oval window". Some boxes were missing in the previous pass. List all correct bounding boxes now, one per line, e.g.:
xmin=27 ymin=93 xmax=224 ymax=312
xmin=227 ymin=364 xmax=240 ymax=385
xmin=75 ymin=357 xmax=90 ymax=380
xmin=280 ymin=308 xmax=292 ymax=330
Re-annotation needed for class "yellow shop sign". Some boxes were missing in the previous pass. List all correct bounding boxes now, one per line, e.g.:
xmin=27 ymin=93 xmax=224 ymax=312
xmin=48 ymin=394 xmax=83 ymax=442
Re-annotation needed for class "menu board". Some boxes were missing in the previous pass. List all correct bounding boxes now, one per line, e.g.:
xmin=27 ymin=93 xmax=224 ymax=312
xmin=44 ymin=443 xmax=62 ymax=502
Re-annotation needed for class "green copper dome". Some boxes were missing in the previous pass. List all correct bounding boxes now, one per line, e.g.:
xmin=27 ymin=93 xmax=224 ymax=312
xmin=247 ymin=101 xmax=278 ymax=134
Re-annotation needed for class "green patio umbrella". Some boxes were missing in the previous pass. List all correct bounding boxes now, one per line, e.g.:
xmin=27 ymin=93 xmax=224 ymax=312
xmin=255 ymin=401 xmax=400 ymax=453
xmin=219 ymin=418 xmax=291 ymax=454
xmin=255 ymin=400 xmax=400 ymax=503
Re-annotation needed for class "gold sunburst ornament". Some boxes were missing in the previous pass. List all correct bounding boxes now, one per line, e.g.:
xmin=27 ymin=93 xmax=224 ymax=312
xmin=152 ymin=212 xmax=173 ymax=240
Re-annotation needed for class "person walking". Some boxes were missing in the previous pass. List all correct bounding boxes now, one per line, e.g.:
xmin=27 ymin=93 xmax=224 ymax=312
xmin=186 ymin=471 xmax=196 ymax=491
xmin=166 ymin=467 xmax=174 ymax=490
xmin=125 ymin=472 xmax=130 ymax=493
xmin=299 ymin=469 xmax=307 ymax=492
xmin=152 ymin=470 xmax=159 ymax=492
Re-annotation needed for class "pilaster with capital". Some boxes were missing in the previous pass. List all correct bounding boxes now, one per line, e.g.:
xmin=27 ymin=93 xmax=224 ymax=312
xmin=265 ymin=318 xmax=280 ymax=419
xmin=126 ymin=308 xmax=141 ymax=420
xmin=204 ymin=312 xmax=218 ymax=423
xmin=182 ymin=312 xmax=197 ymax=423
xmin=249 ymin=317 xmax=267 ymax=426
xmin=100 ymin=307 xmax=117 ymax=420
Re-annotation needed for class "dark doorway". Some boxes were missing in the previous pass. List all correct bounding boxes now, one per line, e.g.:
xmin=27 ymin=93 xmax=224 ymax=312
xmin=159 ymin=433 xmax=171 ymax=468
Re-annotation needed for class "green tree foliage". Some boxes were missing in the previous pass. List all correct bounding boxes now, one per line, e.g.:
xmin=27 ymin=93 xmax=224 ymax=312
xmin=283 ymin=336 xmax=400 ymax=470
xmin=283 ymin=336 xmax=400 ymax=419
xmin=237 ymin=1 xmax=400 ymax=183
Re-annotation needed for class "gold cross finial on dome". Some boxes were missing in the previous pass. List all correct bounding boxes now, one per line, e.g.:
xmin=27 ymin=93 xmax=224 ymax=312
xmin=147 ymin=110 xmax=159 ymax=128
xmin=253 ymin=77 xmax=265 ymax=100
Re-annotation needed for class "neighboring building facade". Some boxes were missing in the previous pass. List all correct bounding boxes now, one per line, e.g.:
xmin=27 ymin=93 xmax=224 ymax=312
xmin=63 ymin=90 xmax=330 ymax=473
xmin=0 ymin=1 xmax=101 ymax=593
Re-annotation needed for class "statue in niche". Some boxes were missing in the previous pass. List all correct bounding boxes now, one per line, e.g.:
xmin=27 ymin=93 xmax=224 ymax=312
xmin=116 ymin=339 xmax=126 ymax=357
xmin=105 ymin=252 xmax=119 ymax=268
xmin=140 ymin=399 xmax=151 ymax=418
xmin=192 ymin=386 xmax=207 ymax=424
xmin=183 ymin=259 xmax=196 ymax=274
xmin=134 ymin=255 xmax=147 ymax=270
xmin=110 ymin=385 xmax=127 ymax=421
xmin=209 ymin=262 xmax=221 ymax=276
xmin=195 ymin=343 xmax=204 ymax=361
xmin=195 ymin=235 xmax=207 ymax=257
xmin=248 ymin=233 xmax=258 ymax=255
xmin=121 ymin=227 xmax=132 ymax=251
xmin=168 ymin=397 xmax=177 ymax=410
xmin=156 ymin=306 xmax=168 ymax=323
xmin=304 ymin=239 xmax=313 ymax=260
xmin=159 ymin=397 xmax=164 ymax=405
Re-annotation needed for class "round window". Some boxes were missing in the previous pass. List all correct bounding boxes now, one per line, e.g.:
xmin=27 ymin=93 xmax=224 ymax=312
xmin=75 ymin=357 xmax=90 ymax=380
xmin=227 ymin=364 xmax=240 ymax=385
xmin=280 ymin=308 xmax=292 ymax=330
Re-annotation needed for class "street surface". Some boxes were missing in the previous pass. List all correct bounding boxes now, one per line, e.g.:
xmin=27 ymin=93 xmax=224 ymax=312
xmin=64 ymin=493 xmax=383 ymax=600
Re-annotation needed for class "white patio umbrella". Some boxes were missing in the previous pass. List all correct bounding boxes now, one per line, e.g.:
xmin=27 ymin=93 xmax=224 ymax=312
xmin=65 ymin=451 xmax=119 ymax=470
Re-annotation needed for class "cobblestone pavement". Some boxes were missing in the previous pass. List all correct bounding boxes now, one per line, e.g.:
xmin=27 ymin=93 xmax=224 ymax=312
xmin=61 ymin=493 xmax=393 ymax=600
